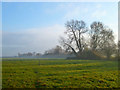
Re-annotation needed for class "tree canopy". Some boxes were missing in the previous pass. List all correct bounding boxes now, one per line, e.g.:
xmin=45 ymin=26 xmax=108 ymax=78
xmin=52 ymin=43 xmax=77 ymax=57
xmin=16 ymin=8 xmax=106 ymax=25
xmin=60 ymin=20 xmax=117 ymax=60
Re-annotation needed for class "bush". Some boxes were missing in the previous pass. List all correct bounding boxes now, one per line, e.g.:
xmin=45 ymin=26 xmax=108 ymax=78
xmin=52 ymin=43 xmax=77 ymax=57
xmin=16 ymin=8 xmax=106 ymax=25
xmin=66 ymin=50 xmax=104 ymax=60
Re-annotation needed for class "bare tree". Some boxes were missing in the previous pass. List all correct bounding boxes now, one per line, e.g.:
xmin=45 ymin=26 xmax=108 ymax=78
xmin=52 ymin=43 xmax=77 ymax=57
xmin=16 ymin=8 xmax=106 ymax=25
xmin=89 ymin=21 xmax=116 ymax=60
xmin=99 ymin=28 xmax=116 ymax=59
xmin=90 ymin=22 xmax=104 ymax=51
xmin=59 ymin=20 xmax=88 ymax=57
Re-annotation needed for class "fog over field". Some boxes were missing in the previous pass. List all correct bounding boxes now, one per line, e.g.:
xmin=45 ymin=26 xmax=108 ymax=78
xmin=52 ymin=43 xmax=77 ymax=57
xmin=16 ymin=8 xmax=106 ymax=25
xmin=2 ymin=2 xmax=118 ymax=56
xmin=1 ymin=1 xmax=119 ymax=89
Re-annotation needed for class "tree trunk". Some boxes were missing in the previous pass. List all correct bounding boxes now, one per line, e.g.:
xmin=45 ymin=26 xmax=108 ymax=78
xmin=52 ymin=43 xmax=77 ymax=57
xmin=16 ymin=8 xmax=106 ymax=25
xmin=107 ymin=53 xmax=110 ymax=60
xmin=65 ymin=43 xmax=79 ymax=57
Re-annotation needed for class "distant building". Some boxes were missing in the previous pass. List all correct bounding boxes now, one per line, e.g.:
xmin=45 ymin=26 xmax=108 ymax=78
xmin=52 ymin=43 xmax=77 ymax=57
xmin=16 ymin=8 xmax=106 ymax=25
xmin=18 ymin=52 xmax=42 ymax=57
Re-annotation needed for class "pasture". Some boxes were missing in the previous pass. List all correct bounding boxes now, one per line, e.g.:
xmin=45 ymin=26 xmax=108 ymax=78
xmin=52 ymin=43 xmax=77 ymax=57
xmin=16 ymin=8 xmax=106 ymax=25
xmin=2 ymin=58 xmax=119 ymax=88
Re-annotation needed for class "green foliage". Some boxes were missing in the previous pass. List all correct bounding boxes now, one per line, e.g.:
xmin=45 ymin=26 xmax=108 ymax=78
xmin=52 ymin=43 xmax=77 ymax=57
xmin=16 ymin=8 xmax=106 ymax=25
xmin=2 ymin=58 xmax=119 ymax=88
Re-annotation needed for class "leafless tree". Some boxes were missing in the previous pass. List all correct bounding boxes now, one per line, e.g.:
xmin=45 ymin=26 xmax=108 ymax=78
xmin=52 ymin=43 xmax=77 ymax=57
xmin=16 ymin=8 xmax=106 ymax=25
xmin=59 ymin=20 xmax=88 ymax=57
xmin=99 ymin=28 xmax=116 ymax=59
xmin=89 ymin=22 xmax=104 ymax=51
xmin=89 ymin=21 xmax=116 ymax=60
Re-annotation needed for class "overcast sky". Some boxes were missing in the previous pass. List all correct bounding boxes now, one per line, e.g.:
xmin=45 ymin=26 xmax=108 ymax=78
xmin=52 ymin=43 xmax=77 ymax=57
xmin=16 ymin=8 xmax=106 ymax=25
xmin=2 ymin=2 xmax=118 ymax=56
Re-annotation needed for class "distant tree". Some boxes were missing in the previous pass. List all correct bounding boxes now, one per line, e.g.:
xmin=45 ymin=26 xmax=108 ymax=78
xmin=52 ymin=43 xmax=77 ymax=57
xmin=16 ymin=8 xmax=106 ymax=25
xmin=44 ymin=49 xmax=53 ymax=55
xmin=53 ymin=45 xmax=62 ymax=54
xmin=59 ymin=20 xmax=88 ymax=57
xmin=27 ymin=52 xmax=33 ymax=56
xmin=33 ymin=52 xmax=36 ymax=56
xmin=18 ymin=53 xmax=21 ymax=57
xmin=44 ymin=45 xmax=66 ymax=55
xmin=36 ymin=53 xmax=42 ymax=56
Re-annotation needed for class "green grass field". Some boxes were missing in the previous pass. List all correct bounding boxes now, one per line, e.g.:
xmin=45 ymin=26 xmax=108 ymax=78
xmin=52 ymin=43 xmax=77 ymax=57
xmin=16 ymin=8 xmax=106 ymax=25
xmin=2 ymin=58 xmax=119 ymax=88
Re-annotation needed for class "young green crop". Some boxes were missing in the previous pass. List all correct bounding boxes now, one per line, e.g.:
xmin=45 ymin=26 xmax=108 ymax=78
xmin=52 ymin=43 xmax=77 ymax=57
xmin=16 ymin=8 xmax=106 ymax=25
xmin=2 ymin=58 xmax=119 ymax=88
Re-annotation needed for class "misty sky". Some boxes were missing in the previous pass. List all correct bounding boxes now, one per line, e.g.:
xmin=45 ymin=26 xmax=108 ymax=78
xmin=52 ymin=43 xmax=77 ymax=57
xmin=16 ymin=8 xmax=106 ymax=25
xmin=2 ymin=2 xmax=118 ymax=56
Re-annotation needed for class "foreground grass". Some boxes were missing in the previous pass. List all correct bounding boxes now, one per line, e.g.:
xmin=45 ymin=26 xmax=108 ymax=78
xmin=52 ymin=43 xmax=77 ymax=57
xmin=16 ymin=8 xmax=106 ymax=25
xmin=2 ymin=58 xmax=119 ymax=88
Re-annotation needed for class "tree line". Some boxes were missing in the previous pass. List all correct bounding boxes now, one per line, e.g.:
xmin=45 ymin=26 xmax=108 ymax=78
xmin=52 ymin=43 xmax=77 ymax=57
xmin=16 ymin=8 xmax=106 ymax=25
xmin=18 ymin=19 xmax=120 ymax=60
xmin=59 ymin=19 xmax=119 ymax=60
